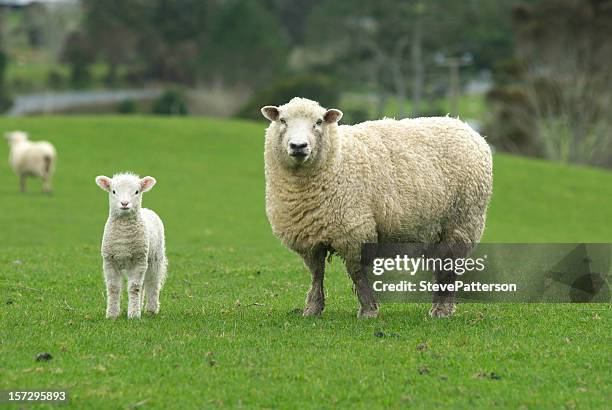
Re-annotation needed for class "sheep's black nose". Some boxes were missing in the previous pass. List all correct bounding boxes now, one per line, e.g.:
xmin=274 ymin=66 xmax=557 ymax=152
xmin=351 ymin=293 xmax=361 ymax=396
xmin=289 ymin=142 xmax=308 ymax=150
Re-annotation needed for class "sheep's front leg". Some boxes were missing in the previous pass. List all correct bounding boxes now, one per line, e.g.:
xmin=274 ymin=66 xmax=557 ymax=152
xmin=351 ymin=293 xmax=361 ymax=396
xmin=103 ymin=259 xmax=122 ymax=319
xmin=346 ymin=259 xmax=379 ymax=318
xmin=126 ymin=262 xmax=147 ymax=319
xmin=19 ymin=175 xmax=26 ymax=193
xmin=302 ymin=248 xmax=327 ymax=317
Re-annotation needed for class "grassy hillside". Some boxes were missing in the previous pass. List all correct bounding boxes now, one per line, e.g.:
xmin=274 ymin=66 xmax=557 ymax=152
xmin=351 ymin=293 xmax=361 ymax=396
xmin=0 ymin=117 xmax=610 ymax=408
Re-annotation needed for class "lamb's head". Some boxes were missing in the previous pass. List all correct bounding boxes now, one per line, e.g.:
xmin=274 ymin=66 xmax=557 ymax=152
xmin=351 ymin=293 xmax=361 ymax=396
xmin=95 ymin=173 xmax=156 ymax=217
xmin=261 ymin=97 xmax=342 ymax=170
xmin=4 ymin=131 xmax=29 ymax=145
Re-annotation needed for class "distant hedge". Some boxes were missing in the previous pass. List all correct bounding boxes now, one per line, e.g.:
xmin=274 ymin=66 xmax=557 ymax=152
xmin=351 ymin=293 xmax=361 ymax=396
xmin=236 ymin=74 xmax=339 ymax=121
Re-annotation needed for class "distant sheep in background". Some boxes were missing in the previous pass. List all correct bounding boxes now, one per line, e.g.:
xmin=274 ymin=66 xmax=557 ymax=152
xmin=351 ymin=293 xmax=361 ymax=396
xmin=262 ymin=98 xmax=493 ymax=318
xmin=95 ymin=172 xmax=168 ymax=319
xmin=4 ymin=131 xmax=57 ymax=194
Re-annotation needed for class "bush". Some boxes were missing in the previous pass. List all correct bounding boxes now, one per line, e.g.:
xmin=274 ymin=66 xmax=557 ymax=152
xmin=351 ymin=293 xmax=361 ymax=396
xmin=47 ymin=69 xmax=66 ymax=90
xmin=236 ymin=74 xmax=340 ymax=121
xmin=0 ymin=51 xmax=12 ymax=113
xmin=117 ymin=99 xmax=137 ymax=114
xmin=152 ymin=90 xmax=188 ymax=115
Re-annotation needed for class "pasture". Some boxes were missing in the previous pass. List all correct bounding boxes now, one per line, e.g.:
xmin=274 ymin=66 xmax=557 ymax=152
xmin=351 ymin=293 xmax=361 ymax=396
xmin=1 ymin=117 xmax=610 ymax=408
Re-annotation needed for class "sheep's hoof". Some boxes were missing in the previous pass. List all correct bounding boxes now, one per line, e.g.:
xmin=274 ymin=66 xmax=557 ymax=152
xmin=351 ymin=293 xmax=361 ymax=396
xmin=105 ymin=311 xmax=120 ymax=319
xmin=303 ymin=304 xmax=324 ymax=317
xmin=429 ymin=303 xmax=456 ymax=318
xmin=358 ymin=306 xmax=379 ymax=318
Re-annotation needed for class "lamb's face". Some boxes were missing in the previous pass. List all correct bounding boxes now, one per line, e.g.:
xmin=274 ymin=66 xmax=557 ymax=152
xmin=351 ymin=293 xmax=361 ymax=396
xmin=261 ymin=98 xmax=342 ymax=170
xmin=95 ymin=173 xmax=156 ymax=217
xmin=4 ymin=131 xmax=29 ymax=145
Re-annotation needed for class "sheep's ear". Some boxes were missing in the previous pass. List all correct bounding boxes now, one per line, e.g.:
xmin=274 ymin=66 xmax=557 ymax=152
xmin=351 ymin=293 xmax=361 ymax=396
xmin=95 ymin=176 xmax=112 ymax=192
xmin=140 ymin=176 xmax=156 ymax=192
xmin=261 ymin=106 xmax=280 ymax=122
xmin=324 ymin=109 xmax=343 ymax=124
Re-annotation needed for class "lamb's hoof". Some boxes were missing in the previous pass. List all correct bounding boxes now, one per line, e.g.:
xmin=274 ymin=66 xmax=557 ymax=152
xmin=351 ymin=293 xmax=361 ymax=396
xmin=106 ymin=311 xmax=120 ymax=319
xmin=429 ymin=303 xmax=456 ymax=318
xmin=145 ymin=306 xmax=160 ymax=316
xmin=358 ymin=306 xmax=379 ymax=318
xmin=303 ymin=304 xmax=324 ymax=317
xmin=127 ymin=311 xmax=141 ymax=319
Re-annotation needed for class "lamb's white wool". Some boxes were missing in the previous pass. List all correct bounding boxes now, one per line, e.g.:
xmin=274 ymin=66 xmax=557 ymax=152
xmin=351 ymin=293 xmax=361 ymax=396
xmin=262 ymin=97 xmax=493 ymax=318
xmin=4 ymin=131 xmax=57 ymax=193
xmin=95 ymin=172 xmax=168 ymax=319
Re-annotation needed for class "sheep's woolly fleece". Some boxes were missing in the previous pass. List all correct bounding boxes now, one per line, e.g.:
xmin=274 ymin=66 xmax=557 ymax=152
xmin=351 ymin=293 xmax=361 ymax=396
xmin=264 ymin=97 xmax=493 ymax=263
xmin=5 ymin=130 xmax=56 ymax=191
xmin=98 ymin=172 xmax=167 ymax=318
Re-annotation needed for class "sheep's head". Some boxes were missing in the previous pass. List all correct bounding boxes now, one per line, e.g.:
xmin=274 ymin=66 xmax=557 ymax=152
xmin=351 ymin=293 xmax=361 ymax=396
xmin=261 ymin=97 xmax=342 ymax=170
xmin=95 ymin=173 xmax=156 ymax=217
xmin=4 ymin=131 xmax=29 ymax=145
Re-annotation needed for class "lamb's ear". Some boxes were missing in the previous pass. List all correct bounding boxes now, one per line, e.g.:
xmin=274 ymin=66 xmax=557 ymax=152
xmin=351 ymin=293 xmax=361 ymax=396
xmin=140 ymin=176 xmax=157 ymax=192
xmin=261 ymin=106 xmax=280 ymax=122
xmin=324 ymin=109 xmax=343 ymax=124
xmin=95 ymin=176 xmax=112 ymax=192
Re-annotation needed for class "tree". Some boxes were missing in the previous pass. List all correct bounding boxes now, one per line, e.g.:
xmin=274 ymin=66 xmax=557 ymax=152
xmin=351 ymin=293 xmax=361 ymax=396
xmin=486 ymin=0 xmax=612 ymax=167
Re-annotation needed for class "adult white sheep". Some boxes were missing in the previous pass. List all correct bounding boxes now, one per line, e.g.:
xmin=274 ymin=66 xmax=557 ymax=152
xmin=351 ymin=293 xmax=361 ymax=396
xmin=261 ymin=98 xmax=492 ymax=318
xmin=4 ymin=131 xmax=56 ymax=194
xmin=95 ymin=173 xmax=167 ymax=319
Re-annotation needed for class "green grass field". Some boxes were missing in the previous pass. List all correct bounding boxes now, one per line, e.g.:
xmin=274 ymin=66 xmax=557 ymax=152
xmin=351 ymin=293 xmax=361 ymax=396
xmin=0 ymin=117 xmax=610 ymax=409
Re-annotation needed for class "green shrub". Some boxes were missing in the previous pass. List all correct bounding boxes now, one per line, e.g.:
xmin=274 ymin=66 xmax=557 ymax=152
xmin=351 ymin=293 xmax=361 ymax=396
xmin=236 ymin=74 xmax=340 ymax=121
xmin=152 ymin=90 xmax=188 ymax=115
xmin=0 ymin=51 xmax=12 ymax=113
xmin=117 ymin=99 xmax=137 ymax=114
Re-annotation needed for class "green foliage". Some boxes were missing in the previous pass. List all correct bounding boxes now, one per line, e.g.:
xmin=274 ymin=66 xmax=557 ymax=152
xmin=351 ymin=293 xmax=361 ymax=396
xmin=117 ymin=99 xmax=137 ymax=114
xmin=152 ymin=90 xmax=188 ymax=115
xmin=0 ymin=117 xmax=610 ymax=408
xmin=79 ymin=0 xmax=289 ymax=87
xmin=0 ymin=51 xmax=13 ymax=113
xmin=236 ymin=74 xmax=340 ymax=120
xmin=486 ymin=0 xmax=612 ymax=167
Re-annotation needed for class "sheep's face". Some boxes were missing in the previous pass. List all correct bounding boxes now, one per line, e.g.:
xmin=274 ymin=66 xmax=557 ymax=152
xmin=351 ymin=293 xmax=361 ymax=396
xmin=95 ymin=173 xmax=156 ymax=217
xmin=4 ymin=131 xmax=29 ymax=145
xmin=261 ymin=98 xmax=342 ymax=170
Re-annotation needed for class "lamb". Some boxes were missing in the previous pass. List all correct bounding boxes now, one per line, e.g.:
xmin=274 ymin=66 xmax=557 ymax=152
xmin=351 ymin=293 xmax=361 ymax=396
xmin=261 ymin=97 xmax=493 ymax=318
xmin=4 ymin=131 xmax=57 ymax=194
xmin=95 ymin=172 xmax=168 ymax=319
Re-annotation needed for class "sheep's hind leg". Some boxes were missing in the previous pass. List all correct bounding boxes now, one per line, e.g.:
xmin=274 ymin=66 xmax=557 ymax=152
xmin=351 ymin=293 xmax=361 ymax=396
xmin=428 ymin=241 xmax=472 ymax=318
xmin=127 ymin=263 xmax=147 ymax=319
xmin=103 ymin=259 xmax=122 ymax=319
xmin=42 ymin=175 xmax=52 ymax=194
xmin=346 ymin=260 xmax=379 ymax=318
xmin=302 ymin=247 xmax=327 ymax=317
xmin=144 ymin=258 xmax=165 ymax=315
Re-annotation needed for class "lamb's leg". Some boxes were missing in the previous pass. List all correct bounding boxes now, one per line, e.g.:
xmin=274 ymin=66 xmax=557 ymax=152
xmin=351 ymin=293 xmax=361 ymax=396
xmin=144 ymin=257 xmax=166 ymax=315
xmin=103 ymin=259 xmax=122 ymax=319
xmin=127 ymin=263 xmax=147 ymax=319
xmin=302 ymin=247 xmax=327 ymax=316
xmin=346 ymin=260 xmax=379 ymax=318
xmin=19 ymin=175 xmax=26 ymax=193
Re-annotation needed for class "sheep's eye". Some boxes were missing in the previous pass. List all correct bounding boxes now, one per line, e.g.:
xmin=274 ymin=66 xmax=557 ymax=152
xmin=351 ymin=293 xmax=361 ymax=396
xmin=135 ymin=190 xmax=139 ymax=195
xmin=280 ymin=118 xmax=287 ymax=125
xmin=112 ymin=190 xmax=116 ymax=194
xmin=316 ymin=119 xmax=323 ymax=126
